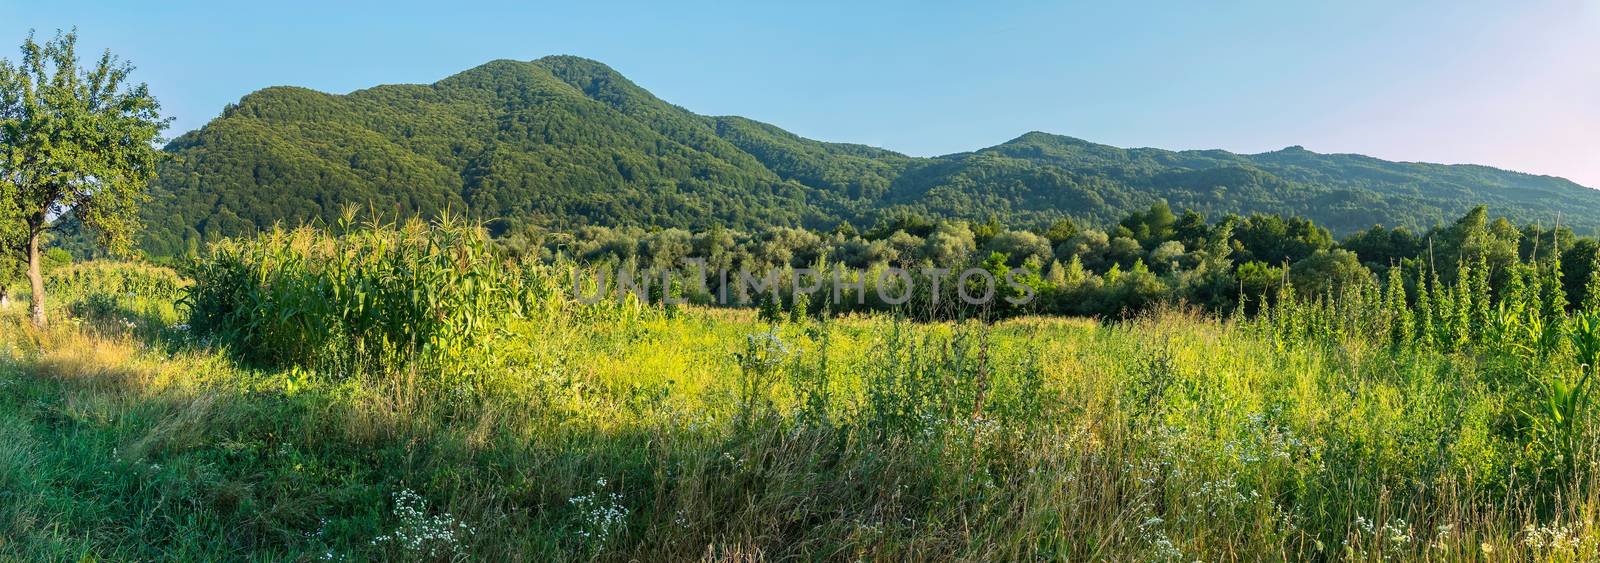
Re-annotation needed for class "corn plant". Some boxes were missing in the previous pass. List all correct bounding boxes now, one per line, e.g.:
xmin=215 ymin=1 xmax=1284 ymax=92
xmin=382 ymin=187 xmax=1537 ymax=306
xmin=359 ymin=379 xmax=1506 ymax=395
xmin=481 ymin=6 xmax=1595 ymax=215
xmin=46 ymin=261 xmax=187 ymax=304
xmin=43 ymin=262 xmax=188 ymax=332
xmin=1525 ymin=312 xmax=1600 ymax=476
xmin=183 ymin=216 xmax=570 ymax=384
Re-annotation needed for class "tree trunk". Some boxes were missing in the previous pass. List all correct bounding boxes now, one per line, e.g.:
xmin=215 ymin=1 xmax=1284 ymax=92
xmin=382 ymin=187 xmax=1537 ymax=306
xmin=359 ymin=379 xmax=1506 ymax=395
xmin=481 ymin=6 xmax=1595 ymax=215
xmin=0 ymin=286 xmax=9 ymax=308
xmin=27 ymin=231 xmax=46 ymax=327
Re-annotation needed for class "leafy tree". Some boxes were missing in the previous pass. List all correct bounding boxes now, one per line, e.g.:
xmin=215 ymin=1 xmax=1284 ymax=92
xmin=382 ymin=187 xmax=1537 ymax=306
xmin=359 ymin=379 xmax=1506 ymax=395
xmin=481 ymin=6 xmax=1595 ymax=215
xmin=1102 ymin=259 xmax=1167 ymax=315
xmin=1234 ymin=261 xmax=1283 ymax=313
xmin=883 ymin=231 xmax=924 ymax=268
xmin=1342 ymin=225 xmax=1423 ymax=274
xmin=1120 ymin=201 xmax=1177 ymax=246
xmin=1042 ymin=218 xmax=1079 ymax=246
xmin=1107 ymin=236 xmax=1143 ymax=268
xmin=0 ymin=30 xmax=167 ymax=325
xmin=1043 ymin=259 xmax=1067 ymax=287
xmin=533 ymin=204 xmax=1600 ymax=322
xmin=1057 ymin=229 xmax=1110 ymax=270
xmin=922 ymin=221 xmax=976 ymax=267
xmin=1148 ymin=240 xmax=1185 ymax=274
xmin=986 ymin=230 xmax=1052 ymax=267
xmin=1231 ymin=214 xmax=1332 ymax=265
xmin=972 ymin=216 xmax=1003 ymax=246
xmin=1288 ymin=249 xmax=1369 ymax=297
xmin=1173 ymin=210 xmax=1209 ymax=249
xmin=1562 ymin=239 xmax=1600 ymax=311
xmin=866 ymin=213 xmax=935 ymax=240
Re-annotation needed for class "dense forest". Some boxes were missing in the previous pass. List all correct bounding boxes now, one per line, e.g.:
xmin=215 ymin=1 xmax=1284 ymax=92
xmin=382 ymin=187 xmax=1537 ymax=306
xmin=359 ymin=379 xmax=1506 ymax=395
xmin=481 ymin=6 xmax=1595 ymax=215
xmin=136 ymin=56 xmax=1600 ymax=257
xmin=514 ymin=203 xmax=1600 ymax=320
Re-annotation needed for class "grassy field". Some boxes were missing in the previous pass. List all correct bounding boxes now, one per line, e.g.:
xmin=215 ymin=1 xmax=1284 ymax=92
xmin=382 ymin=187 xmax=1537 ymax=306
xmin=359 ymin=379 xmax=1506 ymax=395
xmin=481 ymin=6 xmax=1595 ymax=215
xmin=1 ymin=226 xmax=1598 ymax=561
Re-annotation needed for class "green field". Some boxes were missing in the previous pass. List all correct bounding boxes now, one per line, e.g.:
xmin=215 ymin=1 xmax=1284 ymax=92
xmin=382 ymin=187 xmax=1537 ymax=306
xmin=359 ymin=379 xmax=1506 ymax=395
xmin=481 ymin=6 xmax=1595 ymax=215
xmin=1 ymin=223 xmax=1598 ymax=561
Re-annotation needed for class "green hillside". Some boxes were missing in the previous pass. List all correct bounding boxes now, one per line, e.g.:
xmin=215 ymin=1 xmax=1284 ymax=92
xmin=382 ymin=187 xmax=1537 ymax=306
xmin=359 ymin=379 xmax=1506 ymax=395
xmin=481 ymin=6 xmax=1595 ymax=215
xmin=139 ymin=56 xmax=1600 ymax=256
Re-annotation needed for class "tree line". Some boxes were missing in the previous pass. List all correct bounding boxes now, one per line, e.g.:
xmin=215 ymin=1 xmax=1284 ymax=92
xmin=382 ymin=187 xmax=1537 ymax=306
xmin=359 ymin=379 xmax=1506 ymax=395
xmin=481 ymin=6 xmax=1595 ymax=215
xmin=5 ymin=30 xmax=1599 ymax=329
xmin=507 ymin=202 xmax=1600 ymax=321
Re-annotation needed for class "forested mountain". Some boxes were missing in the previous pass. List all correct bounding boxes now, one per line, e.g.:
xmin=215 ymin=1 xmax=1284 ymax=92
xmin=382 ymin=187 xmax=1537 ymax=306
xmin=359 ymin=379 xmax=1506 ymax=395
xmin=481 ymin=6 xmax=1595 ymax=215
xmin=138 ymin=56 xmax=1600 ymax=256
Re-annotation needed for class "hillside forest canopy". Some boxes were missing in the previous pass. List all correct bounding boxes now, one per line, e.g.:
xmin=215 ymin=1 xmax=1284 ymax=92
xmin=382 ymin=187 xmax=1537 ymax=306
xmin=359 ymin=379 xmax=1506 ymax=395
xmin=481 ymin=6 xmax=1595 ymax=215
xmin=130 ymin=56 xmax=1600 ymax=260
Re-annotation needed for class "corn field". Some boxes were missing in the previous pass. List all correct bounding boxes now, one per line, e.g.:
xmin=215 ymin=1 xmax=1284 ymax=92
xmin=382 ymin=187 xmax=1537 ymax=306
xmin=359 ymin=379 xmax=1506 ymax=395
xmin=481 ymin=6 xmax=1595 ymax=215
xmin=182 ymin=216 xmax=590 ymax=383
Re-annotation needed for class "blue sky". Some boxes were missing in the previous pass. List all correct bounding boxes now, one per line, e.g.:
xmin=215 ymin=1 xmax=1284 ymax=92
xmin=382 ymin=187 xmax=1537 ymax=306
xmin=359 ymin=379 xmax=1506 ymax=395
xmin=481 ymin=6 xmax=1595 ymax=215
xmin=5 ymin=0 xmax=1598 ymax=187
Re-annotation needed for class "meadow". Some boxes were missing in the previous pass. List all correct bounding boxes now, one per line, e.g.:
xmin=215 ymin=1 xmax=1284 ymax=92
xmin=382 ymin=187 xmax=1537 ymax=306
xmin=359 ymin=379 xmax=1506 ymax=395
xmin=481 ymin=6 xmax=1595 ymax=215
xmin=1 ymin=221 xmax=1598 ymax=561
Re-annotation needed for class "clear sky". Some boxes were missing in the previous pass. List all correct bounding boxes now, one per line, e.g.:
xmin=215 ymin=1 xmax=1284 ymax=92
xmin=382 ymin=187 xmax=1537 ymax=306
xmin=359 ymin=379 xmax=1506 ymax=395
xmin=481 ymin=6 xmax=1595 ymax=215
xmin=5 ymin=0 xmax=1597 ymax=187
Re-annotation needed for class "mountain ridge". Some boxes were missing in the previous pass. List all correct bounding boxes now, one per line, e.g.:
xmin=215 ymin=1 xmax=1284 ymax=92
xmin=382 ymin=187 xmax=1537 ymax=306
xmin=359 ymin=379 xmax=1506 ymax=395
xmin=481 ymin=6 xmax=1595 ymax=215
xmin=137 ymin=56 xmax=1600 ymax=256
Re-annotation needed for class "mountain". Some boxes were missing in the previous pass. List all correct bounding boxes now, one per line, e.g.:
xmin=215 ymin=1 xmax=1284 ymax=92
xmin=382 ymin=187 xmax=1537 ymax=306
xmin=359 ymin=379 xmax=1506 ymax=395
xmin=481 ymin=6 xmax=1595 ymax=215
xmin=918 ymin=132 xmax=1600 ymax=234
xmin=139 ymin=56 xmax=1600 ymax=256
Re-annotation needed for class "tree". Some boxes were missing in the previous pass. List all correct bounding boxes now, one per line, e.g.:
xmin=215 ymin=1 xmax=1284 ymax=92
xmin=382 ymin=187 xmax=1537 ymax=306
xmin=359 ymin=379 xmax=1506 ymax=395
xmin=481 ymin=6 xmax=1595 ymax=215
xmin=986 ymin=230 xmax=1052 ymax=267
xmin=1148 ymin=240 xmax=1185 ymax=273
xmin=1288 ymin=249 xmax=1370 ymax=297
xmin=1 ymin=30 xmax=168 ymax=325
xmin=1232 ymin=214 xmax=1332 ymax=265
xmin=1341 ymin=225 xmax=1422 ymax=275
xmin=1173 ymin=210 xmax=1209 ymax=248
xmin=1235 ymin=261 xmax=1283 ymax=314
xmin=1119 ymin=201 xmax=1177 ymax=246
xmin=922 ymin=221 xmax=976 ymax=267
xmin=1107 ymin=236 xmax=1143 ymax=268
xmin=1042 ymin=218 xmax=1079 ymax=246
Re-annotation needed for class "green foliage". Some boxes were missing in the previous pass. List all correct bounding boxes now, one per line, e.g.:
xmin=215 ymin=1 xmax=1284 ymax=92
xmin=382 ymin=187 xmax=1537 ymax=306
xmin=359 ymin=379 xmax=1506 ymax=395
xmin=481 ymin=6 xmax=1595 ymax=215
xmin=135 ymin=60 xmax=1600 ymax=259
xmin=47 ymin=261 xmax=184 ymax=303
xmin=1385 ymin=265 xmax=1412 ymax=348
xmin=788 ymin=291 xmax=809 ymax=323
xmin=1255 ymin=242 xmax=1600 ymax=489
xmin=0 ymin=29 xmax=168 ymax=325
xmin=183 ymin=215 xmax=571 ymax=382
xmin=527 ymin=204 xmax=1600 ymax=326
xmin=1119 ymin=200 xmax=1177 ymax=245
xmin=1584 ymin=247 xmax=1600 ymax=313
xmin=34 ymin=261 xmax=184 ymax=337
xmin=1525 ymin=312 xmax=1600 ymax=474
xmin=1287 ymin=248 xmax=1368 ymax=296
xmin=755 ymin=291 xmax=783 ymax=324
xmin=17 ymin=220 xmax=1600 ymax=560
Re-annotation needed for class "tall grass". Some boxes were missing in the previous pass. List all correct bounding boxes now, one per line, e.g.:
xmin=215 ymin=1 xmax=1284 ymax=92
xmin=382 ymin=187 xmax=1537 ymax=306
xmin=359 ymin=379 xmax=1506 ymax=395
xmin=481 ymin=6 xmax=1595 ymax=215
xmin=0 ymin=224 xmax=1597 ymax=560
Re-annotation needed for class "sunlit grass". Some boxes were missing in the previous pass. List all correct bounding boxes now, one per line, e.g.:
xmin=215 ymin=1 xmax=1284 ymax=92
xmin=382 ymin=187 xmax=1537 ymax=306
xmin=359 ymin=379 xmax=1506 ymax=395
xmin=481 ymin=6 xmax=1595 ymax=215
xmin=2 ymin=240 xmax=1599 ymax=560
